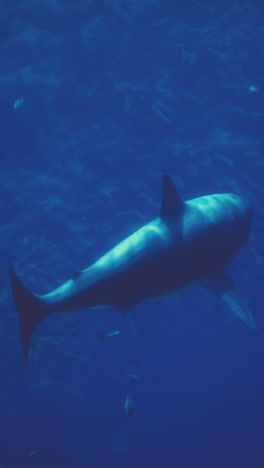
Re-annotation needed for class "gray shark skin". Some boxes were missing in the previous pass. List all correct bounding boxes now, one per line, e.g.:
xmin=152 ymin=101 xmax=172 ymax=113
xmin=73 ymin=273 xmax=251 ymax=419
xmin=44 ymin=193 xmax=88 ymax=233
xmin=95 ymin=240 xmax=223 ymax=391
xmin=10 ymin=175 xmax=256 ymax=359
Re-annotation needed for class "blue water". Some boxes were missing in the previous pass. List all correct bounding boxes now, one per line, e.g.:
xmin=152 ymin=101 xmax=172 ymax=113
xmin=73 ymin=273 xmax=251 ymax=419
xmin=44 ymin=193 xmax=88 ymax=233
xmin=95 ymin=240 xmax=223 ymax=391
xmin=1 ymin=1 xmax=264 ymax=467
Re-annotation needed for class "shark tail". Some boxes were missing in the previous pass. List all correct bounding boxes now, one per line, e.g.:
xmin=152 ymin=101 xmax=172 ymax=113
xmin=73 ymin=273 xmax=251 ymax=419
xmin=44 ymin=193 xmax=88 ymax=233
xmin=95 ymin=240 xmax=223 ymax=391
xmin=10 ymin=265 xmax=47 ymax=359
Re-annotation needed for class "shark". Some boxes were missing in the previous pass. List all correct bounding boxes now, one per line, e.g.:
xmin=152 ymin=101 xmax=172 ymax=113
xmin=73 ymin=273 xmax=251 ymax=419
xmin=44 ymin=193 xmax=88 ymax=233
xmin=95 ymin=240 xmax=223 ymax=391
xmin=10 ymin=175 xmax=256 ymax=360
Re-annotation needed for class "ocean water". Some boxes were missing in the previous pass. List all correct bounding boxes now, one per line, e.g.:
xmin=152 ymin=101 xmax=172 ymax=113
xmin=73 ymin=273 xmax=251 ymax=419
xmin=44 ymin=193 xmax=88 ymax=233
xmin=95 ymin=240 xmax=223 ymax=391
xmin=0 ymin=1 xmax=264 ymax=467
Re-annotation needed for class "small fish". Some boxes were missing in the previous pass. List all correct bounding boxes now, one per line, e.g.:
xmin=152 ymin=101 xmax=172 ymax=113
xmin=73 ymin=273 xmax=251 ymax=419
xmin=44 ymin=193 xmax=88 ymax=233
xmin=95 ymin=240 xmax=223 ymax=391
xmin=100 ymin=330 xmax=120 ymax=339
xmin=124 ymin=393 xmax=134 ymax=418
xmin=127 ymin=373 xmax=139 ymax=381
xmin=28 ymin=450 xmax=40 ymax=457
xmin=248 ymin=85 xmax=259 ymax=93
xmin=14 ymin=97 xmax=24 ymax=110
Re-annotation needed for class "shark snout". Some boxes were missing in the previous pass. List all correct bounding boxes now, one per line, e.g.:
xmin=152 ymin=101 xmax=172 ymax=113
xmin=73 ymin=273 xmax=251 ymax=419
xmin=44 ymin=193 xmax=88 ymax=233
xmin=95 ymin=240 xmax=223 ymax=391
xmin=236 ymin=195 xmax=253 ymax=222
xmin=222 ymin=193 xmax=253 ymax=219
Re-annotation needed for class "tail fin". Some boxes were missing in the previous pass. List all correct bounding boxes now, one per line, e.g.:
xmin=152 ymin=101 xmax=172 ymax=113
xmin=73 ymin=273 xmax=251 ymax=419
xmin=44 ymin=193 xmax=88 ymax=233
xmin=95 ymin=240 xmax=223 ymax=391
xmin=10 ymin=265 xmax=46 ymax=359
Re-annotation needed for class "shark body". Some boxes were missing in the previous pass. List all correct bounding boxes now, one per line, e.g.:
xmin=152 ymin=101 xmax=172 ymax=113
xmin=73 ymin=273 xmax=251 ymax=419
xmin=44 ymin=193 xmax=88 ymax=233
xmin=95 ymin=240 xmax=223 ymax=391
xmin=10 ymin=175 xmax=256 ymax=359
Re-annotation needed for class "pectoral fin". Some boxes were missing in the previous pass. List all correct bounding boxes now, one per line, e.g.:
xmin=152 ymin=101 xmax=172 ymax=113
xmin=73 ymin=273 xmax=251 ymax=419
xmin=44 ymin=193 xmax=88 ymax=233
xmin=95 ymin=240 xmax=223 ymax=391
xmin=204 ymin=270 xmax=256 ymax=330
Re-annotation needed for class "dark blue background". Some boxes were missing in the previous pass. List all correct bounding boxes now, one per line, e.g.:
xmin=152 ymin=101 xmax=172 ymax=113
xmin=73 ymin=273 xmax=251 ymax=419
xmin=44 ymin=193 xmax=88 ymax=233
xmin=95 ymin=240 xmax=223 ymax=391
xmin=0 ymin=1 xmax=264 ymax=467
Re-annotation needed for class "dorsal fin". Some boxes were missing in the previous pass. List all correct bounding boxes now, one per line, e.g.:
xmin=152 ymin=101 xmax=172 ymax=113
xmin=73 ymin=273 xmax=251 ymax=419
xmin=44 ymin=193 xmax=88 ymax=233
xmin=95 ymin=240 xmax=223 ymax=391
xmin=160 ymin=175 xmax=184 ymax=219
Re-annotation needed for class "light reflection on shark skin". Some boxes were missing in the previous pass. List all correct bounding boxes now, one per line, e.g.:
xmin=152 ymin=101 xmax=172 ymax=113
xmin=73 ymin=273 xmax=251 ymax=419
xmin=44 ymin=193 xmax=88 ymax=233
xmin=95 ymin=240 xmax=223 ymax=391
xmin=10 ymin=175 xmax=256 ymax=361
